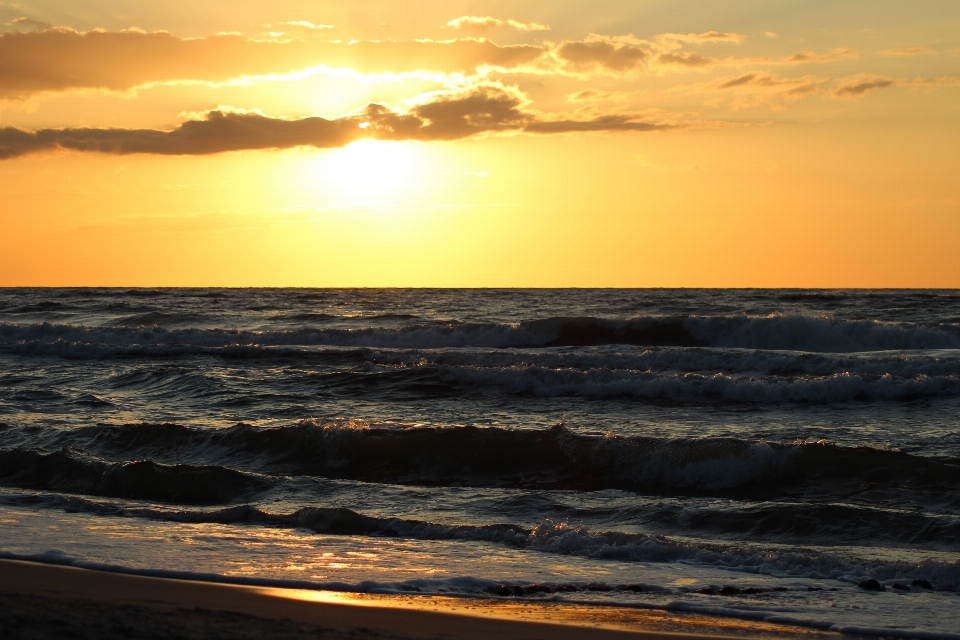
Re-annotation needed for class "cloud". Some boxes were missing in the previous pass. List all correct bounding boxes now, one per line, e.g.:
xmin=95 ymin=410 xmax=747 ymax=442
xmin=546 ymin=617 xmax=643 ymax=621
xmin=0 ymin=26 xmax=781 ymax=99
xmin=0 ymin=28 xmax=544 ymax=100
xmin=0 ymin=83 xmax=676 ymax=159
xmin=280 ymin=21 xmax=335 ymax=30
xmin=0 ymin=110 xmax=359 ymax=158
xmin=881 ymin=46 xmax=932 ymax=56
xmin=3 ymin=16 xmax=51 ymax=30
xmin=764 ymin=32 xmax=777 ymax=38
xmin=713 ymin=72 xmax=817 ymax=95
xmin=555 ymin=36 xmax=652 ymax=73
xmin=833 ymin=75 xmax=894 ymax=97
xmin=904 ymin=76 xmax=960 ymax=87
xmin=787 ymin=47 xmax=856 ymax=63
xmin=659 ymin=31 xmax=743 ymax=44
xmin=656 ymin=52 xmax=716 ymax=67
xmin=707 ymin=72 xmax=819 ymax=109
xmin=524 ymin=116 xmax=673 ymax=134
xmin=444 ymin=16 xmax=550 ymax=32
xmin=565 ymin=89 xmax=632 ymax=102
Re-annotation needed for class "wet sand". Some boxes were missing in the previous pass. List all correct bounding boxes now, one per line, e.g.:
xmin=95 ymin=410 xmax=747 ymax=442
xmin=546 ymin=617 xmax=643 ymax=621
xmin=0 ymin=559 xmax=837 ymax=639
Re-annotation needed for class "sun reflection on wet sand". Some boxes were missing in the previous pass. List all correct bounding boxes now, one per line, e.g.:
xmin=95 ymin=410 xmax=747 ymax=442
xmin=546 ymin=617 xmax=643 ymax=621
xmin=258 ymin=589 xmax=840 ymax=638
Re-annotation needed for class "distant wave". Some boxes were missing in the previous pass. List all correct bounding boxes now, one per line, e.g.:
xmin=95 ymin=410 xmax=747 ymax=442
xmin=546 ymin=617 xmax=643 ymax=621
xmin=3 ymin=314 xmax=959 ymax=354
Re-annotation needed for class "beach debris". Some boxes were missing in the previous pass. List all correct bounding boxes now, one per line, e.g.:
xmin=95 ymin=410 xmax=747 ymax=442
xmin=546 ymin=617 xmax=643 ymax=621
xmin=858 ymin=579 xmax=885 ymax=591
xmin=696 ymin=586 xmax=768 ymax=596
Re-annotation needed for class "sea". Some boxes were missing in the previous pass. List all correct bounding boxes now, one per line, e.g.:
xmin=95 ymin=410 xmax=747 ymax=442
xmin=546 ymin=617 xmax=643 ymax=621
xmin=1 ymin=288 xmax=958 ymax=638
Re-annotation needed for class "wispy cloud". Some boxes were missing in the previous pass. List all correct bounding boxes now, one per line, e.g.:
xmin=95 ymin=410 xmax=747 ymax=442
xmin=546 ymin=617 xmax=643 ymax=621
xmin=833 ymin=74 xmax=894 ymax=97
xmin=659 ymin=31 xmax=743 ymax=44
xmin=831 ymin=74 xmax=960 ymax=98
xmin=704 ymin=72 xmax=820 ymax=110
xmin=565 ymin=89 xmax=633 ymax=102
xmin=712 ymin=72 xmax=818 ymax=95
xmin=280 ymin=21 xmax=334 ymax=30
xmin=444 ymin=16 xmax=550 ymax=32
xmin=787 ymin=47 xmax=856 ymax=63
xmin=3 ymin=15 xmax=51 ymax=30
xmin=881 ymin=46 xmax=932 ymax=56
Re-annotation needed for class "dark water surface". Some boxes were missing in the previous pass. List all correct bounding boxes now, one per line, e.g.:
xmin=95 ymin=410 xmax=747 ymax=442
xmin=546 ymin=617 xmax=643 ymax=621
xmin=1 ymin=289 xmax=958 ymax=637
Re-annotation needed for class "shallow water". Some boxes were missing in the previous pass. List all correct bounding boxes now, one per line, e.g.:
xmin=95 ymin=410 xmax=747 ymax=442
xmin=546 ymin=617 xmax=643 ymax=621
xmin=1 ymin=288 xmax=958 ymax=637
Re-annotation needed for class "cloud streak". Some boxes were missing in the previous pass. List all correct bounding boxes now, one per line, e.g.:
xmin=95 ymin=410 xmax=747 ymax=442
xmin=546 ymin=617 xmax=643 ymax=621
xmin=713 ymin=72 xmax=817 ymax=95
xmin=787 ymin=47 xmax=856 ymax=63
xmin=833 ymin=75 xmax=894 ymax=97
xmin=0 ymin=84 xmax=676 ymax=159
xmin=881 ymin=46 xmax=932 ymax=56
xmin=659 ymin=31 xmax=744 ymax=44
xmin=445 ymin=16 xmax=550 ymax=32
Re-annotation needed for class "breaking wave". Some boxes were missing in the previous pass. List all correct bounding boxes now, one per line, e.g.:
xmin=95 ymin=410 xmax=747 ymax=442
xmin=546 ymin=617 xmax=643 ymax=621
xmin=3 ymin=496 xmax=959 ymax=592
xmin=0 ymin=448 xmax=269 ymax=504
xmin=5 ymin=422 xmax=959 ymax=501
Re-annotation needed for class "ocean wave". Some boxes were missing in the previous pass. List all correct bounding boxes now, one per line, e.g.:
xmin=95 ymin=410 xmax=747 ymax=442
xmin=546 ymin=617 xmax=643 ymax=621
xmin=432 ymin=363 xmax=960 ymax=402
xmin=0 ymin=448 xmax=269 ymax=504
xmin=4 ymin=497 xmax=959 ymax=593
xmin=5 ymin=344 xmax=960 ymax=404
xmin=3 ymin=314 xmax=959 ymax=354
xmin=366 ymin=346 xmax=960 ymax=378
xmin=9 ymin=423 xmax=960 ymax=501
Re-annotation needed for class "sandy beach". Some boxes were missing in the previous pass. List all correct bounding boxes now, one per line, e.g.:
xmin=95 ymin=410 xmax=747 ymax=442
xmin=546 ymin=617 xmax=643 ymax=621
xmin=0 ymin=559 xmax=838 ymax=640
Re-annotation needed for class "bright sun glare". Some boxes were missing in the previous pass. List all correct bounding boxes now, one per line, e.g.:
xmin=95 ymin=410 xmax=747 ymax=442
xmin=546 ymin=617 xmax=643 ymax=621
xmin=310 ymin=139 xmax=429 ymax=206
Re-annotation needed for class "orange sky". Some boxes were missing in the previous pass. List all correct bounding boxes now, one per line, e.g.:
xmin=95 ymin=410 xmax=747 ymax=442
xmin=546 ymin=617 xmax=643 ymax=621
xmin=1 ymin=0 xmax=958 ymax=286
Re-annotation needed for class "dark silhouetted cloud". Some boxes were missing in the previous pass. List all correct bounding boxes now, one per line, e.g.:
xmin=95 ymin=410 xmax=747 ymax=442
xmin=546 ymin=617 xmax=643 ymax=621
xmin=713 ymin=72 xmax=817 ymax=94
xmin=717 ymin=73 xmax=758 ymax=89
xmin=556 ymin=38 xmax=651 ymax=72
xmin=0 ymin=83 xmax=674 ymax=159
xmin=834 ymin=76 xmax=894 ymax=97
xmin=657 ymin=52 xmax=715 ymax=67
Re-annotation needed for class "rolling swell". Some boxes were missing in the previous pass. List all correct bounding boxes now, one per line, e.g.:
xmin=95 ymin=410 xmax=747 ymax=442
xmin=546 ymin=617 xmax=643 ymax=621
xmin=14 ymin=422 xmax=960 ymax=502
xmin=3 ymin=313 xmax=959 ymax=354
xmin=0 ymin=448 xmax=269 ymax=504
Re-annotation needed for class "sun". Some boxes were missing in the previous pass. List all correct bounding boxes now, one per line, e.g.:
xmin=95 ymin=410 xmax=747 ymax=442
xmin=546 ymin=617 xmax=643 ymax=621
xmin=305 ymin=139 xmax=431 ymax=206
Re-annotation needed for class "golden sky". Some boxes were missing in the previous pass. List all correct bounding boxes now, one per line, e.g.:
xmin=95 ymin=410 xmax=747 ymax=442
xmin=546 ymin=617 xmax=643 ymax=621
xmin=1 ymin=0 xmax=958 ymax=286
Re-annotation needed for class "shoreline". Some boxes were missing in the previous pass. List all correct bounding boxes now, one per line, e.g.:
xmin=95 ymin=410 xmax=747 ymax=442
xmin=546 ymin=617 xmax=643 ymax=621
xmin=0 ymin=559 xmax=832 ymax=639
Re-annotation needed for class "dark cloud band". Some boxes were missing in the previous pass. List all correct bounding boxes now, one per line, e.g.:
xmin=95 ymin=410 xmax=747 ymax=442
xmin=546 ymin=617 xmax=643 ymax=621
xmin=0 ymin=85 xmax=672 ymax=159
